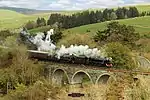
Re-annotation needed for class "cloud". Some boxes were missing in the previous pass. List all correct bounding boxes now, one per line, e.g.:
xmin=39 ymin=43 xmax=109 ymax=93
xmin=0 ymin=0 xmax=43 ymax=9
xmin=0 ymin=0 xmax=149 ymax=10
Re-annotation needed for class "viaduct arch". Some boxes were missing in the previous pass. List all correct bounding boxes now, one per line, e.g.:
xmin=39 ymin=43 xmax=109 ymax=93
xmin=71 ymin=70 xmax=93 ymax=84
xmin=52 ymin=68 xmax=69 ymax=85
xmin=96 ymin=73 xmax=111 ymax=84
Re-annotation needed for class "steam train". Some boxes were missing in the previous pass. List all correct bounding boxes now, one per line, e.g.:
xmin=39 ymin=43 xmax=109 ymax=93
xmin=28 ymin=50 xmax=113 ymax=67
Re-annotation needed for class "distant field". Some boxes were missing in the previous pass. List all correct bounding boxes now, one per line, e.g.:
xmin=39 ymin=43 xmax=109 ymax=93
xmin=64 ymin=16 xmax=150 ymax=36
xmin=0 ymin=10 xmax=27 ymax=20
xmin=136 ymin=5 xmax=150 ymax=12
xmin=0 ymin=10 xmax=77 ymax=30
xmin=0 ymin=10 xmax=49 ymax=30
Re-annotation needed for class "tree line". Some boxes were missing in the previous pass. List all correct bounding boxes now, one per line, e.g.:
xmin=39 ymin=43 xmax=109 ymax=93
xmin=140 ymin=11 xmax=150 ymax=16
xmin=25 ymin=6 xmax=140 ymax=30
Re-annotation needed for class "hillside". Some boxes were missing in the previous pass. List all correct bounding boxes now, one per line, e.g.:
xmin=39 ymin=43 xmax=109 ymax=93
xmin=64 ymin=16 xmax=150 ymax=36
xmin=0 ymin=10 xmax=27 ymax=20
xmin=0 ymin=12 xmax=48 ymax=30
xmin=136 ymin=5 xmax=150 ymax=12
xmin=0 ymin=9 xmax=78 ymax=30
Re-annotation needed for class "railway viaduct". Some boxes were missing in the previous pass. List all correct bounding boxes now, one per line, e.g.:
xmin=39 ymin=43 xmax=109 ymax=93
xmin=43 ymin=56 xmax=150 ymax=86
xmin=44 ymin=62 xmax=114 ymax=85
xmin=43 ymin=62 xmax=142 ymax=86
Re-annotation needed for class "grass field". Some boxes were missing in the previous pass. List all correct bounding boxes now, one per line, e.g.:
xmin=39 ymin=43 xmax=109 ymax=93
xmin=0 ymin=10 xmax=27 ymax=20
xmin=136 ymin=4 xmax=150 ymax=12
xmin=0 ymin=9 xmax=51 ymax=30
xmin=63 ymin=16 xmax=150 ymax=36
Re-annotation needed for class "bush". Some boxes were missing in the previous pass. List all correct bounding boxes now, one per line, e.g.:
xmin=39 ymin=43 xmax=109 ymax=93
xmin=104 ymin=42 xmax=136 ymax=69
xmin=57 ymin=33 xmax=97 ymax=48
xmin=51 ymin=30 xmax=63 ymax=44
xmin=0 ymin=30 xmax=13 ymax=42
xmin=25 ymin=21 xmax=37 ymax=30
xmin=3 ymin=80 xmax=61 ymax=100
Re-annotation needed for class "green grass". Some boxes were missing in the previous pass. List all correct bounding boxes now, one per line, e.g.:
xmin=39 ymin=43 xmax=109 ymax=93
xmin=29 ymin=25 xmax=52 ymax=34
xmin=0 ymin=10 xmax=27 ymax=20
xmin=0 ymin=11 xmax=49 ymax=30
xmin=136 ymin=4 xmax=150 ymax=12
xmin=64 ymin=16 xmax=150 ymax=36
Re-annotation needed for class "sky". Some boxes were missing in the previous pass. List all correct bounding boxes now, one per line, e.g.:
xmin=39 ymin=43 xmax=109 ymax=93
xmin=0 ymin=0 xmax=150 ymax=10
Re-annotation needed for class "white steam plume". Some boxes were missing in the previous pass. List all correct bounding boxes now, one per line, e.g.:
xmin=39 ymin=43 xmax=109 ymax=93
xmin=30 ymin=29 xmax=56 ymax=51
xmin=22 ymin=29 xmax=110 ymax=60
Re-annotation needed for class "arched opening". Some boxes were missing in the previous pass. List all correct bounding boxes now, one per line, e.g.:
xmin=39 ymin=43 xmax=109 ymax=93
xmin=133 ymin=77 xmax=140 ymax=86
xmin=134 ymin=78 xmax=139 ymax=82
xmin=72 ymin=71 xmax=93 ymax=85
xmin=96 ymin=74 xmax=110 ymax=84
xmin=52 ymin=69 xmax=69 ymax=86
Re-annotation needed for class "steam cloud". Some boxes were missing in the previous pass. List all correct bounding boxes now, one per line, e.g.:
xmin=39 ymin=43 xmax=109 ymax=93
xmin=21 ymin=29 xmax=110 ymax=60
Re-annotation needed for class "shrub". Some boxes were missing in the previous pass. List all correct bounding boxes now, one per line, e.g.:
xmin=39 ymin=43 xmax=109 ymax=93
xmin=57 ymin=33 xmax=97 ymax=48
xmin=3 ymin=80 xmax=61 ymax=100
xmin=0 ymin=30 xmax=13 ymax=42
xmin=104 ymin=42 xmax=136 ymax=69
xmin=25 ymin=21 xmax=37 ymax=30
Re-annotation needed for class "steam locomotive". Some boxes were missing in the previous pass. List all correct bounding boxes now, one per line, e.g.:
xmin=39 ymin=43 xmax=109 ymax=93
xmin=20 ymin=29 xmax=112 ymax=68
xmin=28 ymin=50 xmax=113 ymax=67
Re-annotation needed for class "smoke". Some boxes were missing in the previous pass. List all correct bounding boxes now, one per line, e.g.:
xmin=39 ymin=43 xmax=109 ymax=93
xmin=56 ymin=45 xmax=106 ymax=59
xmin=21 ymin=29 xmax=110 ymax=60
xmin=30 ymin=29 xmax=56 ymax=51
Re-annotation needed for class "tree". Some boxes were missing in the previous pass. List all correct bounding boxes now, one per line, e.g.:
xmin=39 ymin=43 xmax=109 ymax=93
xmin=95 ymin=10 xmax=103 ymax=22
xmin=116 ymin=7 xmax=125 ymax=19
xmin=40 ymin=18 xmax=46 ymax=26
xmin=51 ymin=29 xmax=63 ymax=44
xmin=104 ymin=42 xmax=136 ymax=69
xmin=36 ymin=17 xmax=41 ymax=26
xmin=90 ymin=11 xmax=97 ymax=23
xmin=36 ymin=18 xmax=46 ymax=27
xmin=94 ymin=21 xmax=140 ymax=46
xmin=110 ymin=12 xmax=117 ymax=20
xmin=127 ymin=7 xmax=139 ymax=18
xmin=103 ymin=8 xmax=110 ymax=21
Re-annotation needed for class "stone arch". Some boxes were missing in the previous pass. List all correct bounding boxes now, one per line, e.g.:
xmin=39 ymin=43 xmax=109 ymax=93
xmin=133 ymin=77 xmax=139 ymax=82
xmin=52 ymin=68 xmax=69 ymax=85
xmin=96 ymin=73 xmax=111 ymax=84
xmin=71 ymin=70 xmax=93 ymax=84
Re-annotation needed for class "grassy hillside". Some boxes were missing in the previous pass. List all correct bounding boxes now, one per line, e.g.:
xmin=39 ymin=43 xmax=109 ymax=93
xmin=0 ymin=9 xmax=78 ymax=30
xmin=0 ymin=10 xmax=27 ymax=20
xmin=136 ymin=4 xmax=150 ymax=12
xmin=64 ymin=16 xmax=150 ymax=36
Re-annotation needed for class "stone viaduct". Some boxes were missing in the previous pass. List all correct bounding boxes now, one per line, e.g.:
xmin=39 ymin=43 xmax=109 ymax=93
xmin=43 ymin=56 xmax=150 ymax=86
xmin=44 ymin=62 xmax=120 ymax=85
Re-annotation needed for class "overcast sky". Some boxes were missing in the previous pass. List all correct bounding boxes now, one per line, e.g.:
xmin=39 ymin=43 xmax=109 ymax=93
xmin=0 ymin=0 xmax=149 ymax=10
